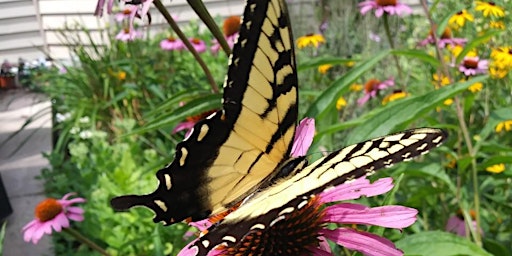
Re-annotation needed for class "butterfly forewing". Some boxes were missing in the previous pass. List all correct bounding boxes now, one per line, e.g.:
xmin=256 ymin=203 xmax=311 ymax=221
xmin=111 ymin=0 xmax=298 ymax=225
xmin=193 ymin=128 xmax=447 ymax=254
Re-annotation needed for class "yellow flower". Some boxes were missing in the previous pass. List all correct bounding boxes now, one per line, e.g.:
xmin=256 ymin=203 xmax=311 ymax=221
xmin=336 ymin=97 xmax=347 ymax=110
xmin=486 ymin=163 xmax=505 ymax=174
xmin=489 ymin=65 xmax=509 ymax=79
xmin=448 ymin=45 xmax=477 ymax=58
xmin=117 ymin=71 xmax=127 ymax=81
xmin=444 ymin=98 xmax=453 ymax=106
xmin=382 ymin=90 xmax=408 ymax=105
xmin=495 ymin=120 xmax=512 ymax=132
xmin=468 ymin=82 xmax=483 ymax=93
xmin=449 ymin=10 xmax=474 ymax=28
xmin=432 ymin=73 xmax=451 ymax=88
xmin=491 ymin=47 xmax=512 ymax=69
xmin=345 ymin=61 xmax=355 ymax=68
xmin=318 ymin=64 xmax=332 ymax=74
xmin=475 ymin=1 xmax=505 ymax=17
xmin=489 ymin=21 xmax=505 ymax=29
xmin=296 ymin=34 xmax=325 ymax=49
xmin=350 ymin=83 xmax=363 ymax=92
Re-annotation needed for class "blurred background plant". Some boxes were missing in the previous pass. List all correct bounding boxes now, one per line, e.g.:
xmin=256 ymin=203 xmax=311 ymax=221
xmin=26 ymin=0 xmax=512 ymax=255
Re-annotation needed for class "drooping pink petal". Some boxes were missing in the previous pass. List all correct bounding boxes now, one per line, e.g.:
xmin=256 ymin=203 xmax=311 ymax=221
xmin=54 ymin=213 xmax=70 ymax=229
xmin=445 ymin=215 xmax=467 ymax=236
xmin=172 ymin=121 xmax=196 ymax=134
xmin=189 ymin=218 xmax=213 ymax=231
xmin=321 ymin=228 xmax=403 ymax=256
xmin=291 ymin=118 xmax=315 ymax=157
xmin=324 ymin=203 xmax=418 ymax=229
xmin=178 ymin=239 xmax=200 ymax=256
xmin=319 ymin=177 xmax=394 ymax=203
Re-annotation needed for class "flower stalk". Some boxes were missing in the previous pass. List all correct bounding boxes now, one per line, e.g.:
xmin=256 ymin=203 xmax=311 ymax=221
xmin=63 ymin=228 xmax=111 ymax=256
xmin=420 ymin=0 xmax=482 ymax=246
xmin=152 ymin=0 xmax=219 ymax=93
xmin=382 ymin=14 xmax=404 ymax=86
xmin=187 ymin=0 xmax=231 ymax=55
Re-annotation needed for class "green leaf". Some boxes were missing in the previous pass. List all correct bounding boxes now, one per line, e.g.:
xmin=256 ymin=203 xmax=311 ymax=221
xmin=483 ymin=238 xmax=511 ymax=256
xmin=344 ymin=76 xmax=488 ymax=144
xmin=455 ymin=30 xmax=502 ymax=64
xmin=400 ymin=162 xmax=457 ymax=194
xmin=131 ymin=93 xmax=221 ymax=135
xmin=0 ymin=222 xmax=6 ymax=254
xmin=305 ymin=50 xmax=390 ymax=118
xmin=391 ymin=49 xmax=440 ymax=67
xmin=475 ymin=107 xmax=512 ymax=152
xmin=297 ymin=56 xmax=356 ymax=71
xmin=396 ymin=231 xmax=492 ymax=256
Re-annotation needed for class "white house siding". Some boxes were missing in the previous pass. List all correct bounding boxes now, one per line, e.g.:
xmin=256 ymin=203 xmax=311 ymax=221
xmin=0 ymin=0 xmax=45 ymax=63
xmin=0 ymin=0 xmax=422 ymax=63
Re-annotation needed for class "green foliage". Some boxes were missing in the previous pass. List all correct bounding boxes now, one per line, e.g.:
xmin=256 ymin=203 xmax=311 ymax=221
xmin=33 ymin=0 xmax=512 ymax=255
xmin=0 ymin=222 xmax=5 ymax=255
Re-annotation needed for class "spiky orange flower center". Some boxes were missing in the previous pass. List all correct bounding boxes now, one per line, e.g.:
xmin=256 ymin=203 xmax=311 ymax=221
xmin=167 ymin=37 xmax=176 ymax=42
xmin=35 ymin=198 xmax=63 ymax=222
xmin=376 ymin=0 xmax=397 ymax=6
xmin=122 ymin=8 xmax=132 ymax=15
xmin=190 ymin=38 xmax=202 ymax=45
xmin=463 ymin=59 xmax=479 ymax=69
xmin=364 ymin=79 xmax=381 ymax=93
xmin=219 ymin=196 xmax=325 ymax=255
xmin=123 ymin=28 xmax=130 ymax=34
xmin=223 ymin=16 xmax=241 ymax=37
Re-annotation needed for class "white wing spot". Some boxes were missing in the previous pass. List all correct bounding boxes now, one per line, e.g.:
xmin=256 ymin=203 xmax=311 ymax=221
xmin=270 ymin=215 xmax=285 ymax=227
xmin=164 ymin=174 xmax=172 ymax=190
xmin=297 ymin=200 xmax=309 ymax=209
xmin=433 ymin=135 xmax=443 ymax=144
xmin=278 ymin=207 xmax=294 ymax=216
xmin=180 ymin=147 xmax=188 ymax=166
xmin=417 ymin=143 xmax=428 ymax=151
xmin=251 ymin=223 xmax=266 ymax=230
xmin=201 ymin=240 xmax=210 ymax=248
xmin=197 ymin=124 xmax=209 ymax=142
xmin=154 ymin=200 xmax=167 ymax=212
xmin=222 ymin=236 xmax=237 ymax=243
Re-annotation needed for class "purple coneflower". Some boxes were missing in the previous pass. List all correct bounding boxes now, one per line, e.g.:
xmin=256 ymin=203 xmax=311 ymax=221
xmin=115 ymin=28 xmax=142 ymax=41
xmin=459 ymin=56 xmax=488 ymax=76
xmin=160 ymin=37 xmax=185 ymax=51
xmin=115 ymin=6 xmax=138 ymax=22
xmin=445 ymin=210 xmax=481 ymax=237
xmin=419 ymin=27 xmax=467 ymax=48
xmin=180 ymin=177 xmax=417 ymax=256
xmin=22 ymin=193 xmax=85 ymax=244
xmin=358 ymin=78 xmax=395 ymax=105
xmin=189 ymin=38 xmax=207 ymax=53
xmin=94 ymin=0 xmax=115 ymax=17
xmin=359 ymin=0 xmax=413 ymax=17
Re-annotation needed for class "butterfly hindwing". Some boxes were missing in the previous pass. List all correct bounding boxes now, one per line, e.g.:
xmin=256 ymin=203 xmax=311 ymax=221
xmin=193 ymin=128 xmax=448 ymax=254
xmin=111 ymin=0 xmax=298 ymax=225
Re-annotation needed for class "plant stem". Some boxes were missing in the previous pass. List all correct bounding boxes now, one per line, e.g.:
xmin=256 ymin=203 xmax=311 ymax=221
xmin=420 ymin=0 xmax=482 ymax=246
xmin=153 ymin=0 xmax=219 ymax=93
xmin=382 ymin=14 xmax=403 ymax=87
xmin=187 ymin=0 xmax=231 ymax=56
xmin=63 ymin=228 xmax=111 ymax=256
